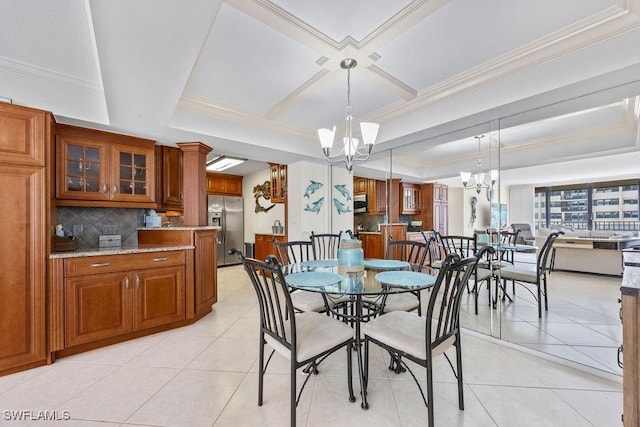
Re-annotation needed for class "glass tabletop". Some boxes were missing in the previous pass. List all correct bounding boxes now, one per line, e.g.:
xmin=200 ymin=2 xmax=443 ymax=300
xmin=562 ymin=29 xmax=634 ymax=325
xmin=283 ymin=262 xmax=436 ymax=295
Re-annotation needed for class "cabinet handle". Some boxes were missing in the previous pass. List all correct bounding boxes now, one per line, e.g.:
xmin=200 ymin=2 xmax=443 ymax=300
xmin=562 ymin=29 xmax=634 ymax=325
xmin=102 ymin=183 xmax=109 ymax=194
xmin=179 ymin=192 xmax=184 ymax=201
xmin=124 ymin=276 xmax=130 ymax=289
xmin=135 ymin=275 xmax=140 ymax=289
xmin=90 ymin=262 xmax=110 ymax=268
xmin=152 ymin=257 xmax=168 ymax=262
xmin=112 ymin=184 xmax=118 ymax=194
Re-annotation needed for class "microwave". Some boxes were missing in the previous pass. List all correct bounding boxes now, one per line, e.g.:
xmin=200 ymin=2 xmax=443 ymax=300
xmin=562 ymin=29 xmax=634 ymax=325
xmin=354 ymin=194 xmax=367 ymax=213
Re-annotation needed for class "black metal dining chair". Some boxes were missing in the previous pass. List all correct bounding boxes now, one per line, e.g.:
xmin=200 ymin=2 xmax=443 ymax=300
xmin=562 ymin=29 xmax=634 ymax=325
xmin=363 ymin=253 xmax=482 ymax=427
xmin=498 ymin=231 xmax=563 ymax=317
xmin=274 ymin=239 xmax=327 ymax=313
xmin=231 ymin=249 xmax=355 ymax=427
xmin=310 ymin=231 xmax=341 ymax=259
xmin=382 ymin=237 xmax=430 ymax=315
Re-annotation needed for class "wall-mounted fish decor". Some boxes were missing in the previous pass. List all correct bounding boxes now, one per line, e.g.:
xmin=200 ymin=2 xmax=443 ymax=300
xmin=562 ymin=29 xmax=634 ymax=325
xmin=304 ymin=180 xmax=323 ymax=198
xmin=333 ymin=197 xmax=351 ymax=215
xmin=304 ymin=197 xmax=324 ymax=214
xmin=334 ymin=184 xmax=351 ymax=201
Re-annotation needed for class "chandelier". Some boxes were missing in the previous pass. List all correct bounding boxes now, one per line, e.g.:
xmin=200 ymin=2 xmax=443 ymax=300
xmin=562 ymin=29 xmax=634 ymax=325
xmin=317 ymin=58 xmax=379 ymax=173
xmin=460 ymin=135 xmax=498 ymax=194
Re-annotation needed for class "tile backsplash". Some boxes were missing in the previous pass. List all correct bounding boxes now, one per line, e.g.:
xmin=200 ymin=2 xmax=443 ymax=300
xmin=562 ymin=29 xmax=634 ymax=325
xmin=56 ymin=207 xmax=145 ymax=249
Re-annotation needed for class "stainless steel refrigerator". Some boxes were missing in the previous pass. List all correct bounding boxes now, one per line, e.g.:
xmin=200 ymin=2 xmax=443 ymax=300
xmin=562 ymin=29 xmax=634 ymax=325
xmin=207 ymin=195 xmax=244 ymax=266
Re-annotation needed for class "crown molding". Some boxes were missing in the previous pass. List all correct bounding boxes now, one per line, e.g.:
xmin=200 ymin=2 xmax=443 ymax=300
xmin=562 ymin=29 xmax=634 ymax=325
xmin=0 ymin=56 xmax=103 ymax=96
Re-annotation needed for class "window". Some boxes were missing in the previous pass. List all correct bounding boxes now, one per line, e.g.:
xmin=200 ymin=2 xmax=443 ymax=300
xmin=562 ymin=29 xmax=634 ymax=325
xmin=536 ymin=179 xmax=640 ymax=231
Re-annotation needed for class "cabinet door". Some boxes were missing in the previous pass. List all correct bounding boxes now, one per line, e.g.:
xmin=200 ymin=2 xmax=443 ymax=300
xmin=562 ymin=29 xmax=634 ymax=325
xmin=111 ymin=144 xmax=155 ymax=203
xmin=65 ymin=272 xmax=133 ymax=347
xmin=224 ymin=176 xmax=242 ymax=196
xmin=0 ymin=103 xmax=47 ymax=166
xmin=207 ymin=175 xmax=226 ymax=194
xmin=374 ymin=180 xmax=387 ymax=214
xmin=56 ymin=136 xmax=110 ymax=200
xmin=0 ymin=166 xmax=46 ymax=372
xmin=133 ymin=266 xmax=185 ymax=331
xmin=194 ymin=230 xmax=217 ymax=316
xmin=157 ymin=146 xmax=183 ymax=209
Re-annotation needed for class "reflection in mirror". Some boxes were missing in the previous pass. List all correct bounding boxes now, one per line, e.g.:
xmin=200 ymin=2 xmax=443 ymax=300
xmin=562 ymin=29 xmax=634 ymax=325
xmin=384 ymin=86 xmax=640 ymax=376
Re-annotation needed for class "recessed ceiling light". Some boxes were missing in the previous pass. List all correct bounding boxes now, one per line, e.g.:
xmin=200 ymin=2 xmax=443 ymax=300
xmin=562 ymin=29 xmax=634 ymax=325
xmin=206 ymin=155 xmax=246 ymax=172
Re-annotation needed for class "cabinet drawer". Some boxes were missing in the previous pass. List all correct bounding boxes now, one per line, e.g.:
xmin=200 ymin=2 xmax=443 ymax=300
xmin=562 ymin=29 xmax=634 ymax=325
xmin=65 ymin=250 xmax=185 ymax=277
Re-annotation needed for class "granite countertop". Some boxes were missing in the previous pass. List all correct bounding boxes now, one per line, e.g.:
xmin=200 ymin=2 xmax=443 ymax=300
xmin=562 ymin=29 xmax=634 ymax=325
xmin=50 ymin=244 xmax=195 ymax=259
xmin=138 ymin=226 xmax=221 ymax=231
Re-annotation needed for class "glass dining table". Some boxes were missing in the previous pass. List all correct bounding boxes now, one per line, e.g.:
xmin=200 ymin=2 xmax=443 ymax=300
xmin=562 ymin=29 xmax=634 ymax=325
xmin=282 ymin=259 xmax=436 ymax=409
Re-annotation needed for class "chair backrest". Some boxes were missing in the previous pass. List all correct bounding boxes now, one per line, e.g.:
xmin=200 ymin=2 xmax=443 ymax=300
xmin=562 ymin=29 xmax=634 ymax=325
xmin=511 ymin=223 xmax=533 ymax=244
xmin=385 ymin=238 xmax=430 ymax=272
xmin=231 ymin=249 xmax=296 ymax=352
xmin=310 ymin=231 xmax=341 ymax=259
xmin=440 ymin=234 xmax=477 ymax=258
xmin=537 ymin=231 xmax=563 ymax=275
xmin=421 ymin=230 xmax=443 ymax=263
xmin=500 ymin=231 xmax=519 ymax=245
xmin=425 ymin=253 xmax=481 ymax=349
xmin=274 ymin=239 xmax=314 ymax=265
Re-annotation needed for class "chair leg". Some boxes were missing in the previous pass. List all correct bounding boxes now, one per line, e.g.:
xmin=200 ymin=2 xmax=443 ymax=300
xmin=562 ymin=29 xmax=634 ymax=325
xmin=258 ymin=335 xmax=265 ymax=406
xmin=426 ymin=358 xmax=435 ymax=427
xmin=456 ymin=333 xmax=464 ymax=410
xmin=291 ymin=357 xmax=297 ymax=427
xmin=543 ymin=275 xmax=549 ymax=311
xmin=417 ymin=291 xmax=422 ymax=316
xmin=537 ymin=280 xmax=542 ymax=318
xmin=347 ymin=343 xmax=355 ymax=403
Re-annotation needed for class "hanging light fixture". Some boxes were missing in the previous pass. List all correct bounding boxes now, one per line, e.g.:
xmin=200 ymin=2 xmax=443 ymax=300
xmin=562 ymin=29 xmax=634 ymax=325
xmin=460 ymin=135 xmax=498 ymax=194
xmin=317 ymin=58 xmax=379 ymax=173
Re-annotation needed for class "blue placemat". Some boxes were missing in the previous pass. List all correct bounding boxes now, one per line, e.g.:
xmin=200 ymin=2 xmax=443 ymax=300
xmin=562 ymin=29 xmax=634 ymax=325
xmin=375 ymin=271 xmax=436 ymax=287
xmin=364 ymin=259 xmax=410 ymax=270
xmin=300 ymin=259 xmax=339 ymax=268
xmin=285 ymin=271 xmax=343 ymax=288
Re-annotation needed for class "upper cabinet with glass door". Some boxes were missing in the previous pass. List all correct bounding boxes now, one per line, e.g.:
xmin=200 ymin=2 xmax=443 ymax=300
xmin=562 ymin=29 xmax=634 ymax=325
xmin=55 ymin=124 xmax=156 ymax=207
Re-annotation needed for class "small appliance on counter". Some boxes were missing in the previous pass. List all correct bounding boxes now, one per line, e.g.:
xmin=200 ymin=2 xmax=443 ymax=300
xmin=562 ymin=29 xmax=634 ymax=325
xmin=407 ymin=221 xmax=423 ymax=232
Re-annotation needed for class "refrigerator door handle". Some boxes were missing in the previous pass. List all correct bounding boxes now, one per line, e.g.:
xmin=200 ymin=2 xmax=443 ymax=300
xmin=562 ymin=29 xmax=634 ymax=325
xmin=215 ymin=235 xmax=222 ymax=245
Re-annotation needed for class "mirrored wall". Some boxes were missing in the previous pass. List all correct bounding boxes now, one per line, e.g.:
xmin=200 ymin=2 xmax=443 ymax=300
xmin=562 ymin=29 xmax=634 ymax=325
xmin=360 ymin=82 xmax=640 ymax=376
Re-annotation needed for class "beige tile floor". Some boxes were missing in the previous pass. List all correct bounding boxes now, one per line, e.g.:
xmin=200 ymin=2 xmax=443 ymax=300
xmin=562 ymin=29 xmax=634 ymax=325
xmin=459 ymin=252 xmax=623 ymax=376
xmin=0 ymin=265 xmax=623 ymax=426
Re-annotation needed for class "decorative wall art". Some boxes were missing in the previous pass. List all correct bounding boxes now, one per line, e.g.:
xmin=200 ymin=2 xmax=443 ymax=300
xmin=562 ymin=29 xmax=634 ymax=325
xmin=303 ymin=180 xmax=325 ymax=214
xmin=469 ymin=196 xmax=478 ymax=226
xmin=333 ymin=183 xmax=352 ymax=215
xmin=304 ymin=197 xmax=324 ymax=214
xmin=253 ymin=180 xmax=275 ymax=213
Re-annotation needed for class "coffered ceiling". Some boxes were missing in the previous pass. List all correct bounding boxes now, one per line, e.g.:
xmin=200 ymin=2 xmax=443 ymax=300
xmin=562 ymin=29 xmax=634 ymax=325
xmin=1 ymin=0 xmax=640 ymax=186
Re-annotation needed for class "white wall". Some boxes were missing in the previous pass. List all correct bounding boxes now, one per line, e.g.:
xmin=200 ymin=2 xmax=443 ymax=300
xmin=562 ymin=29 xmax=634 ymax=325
xmin=242 ymin=167 xmax=286 ymax=243
xmin=508 ymin=185 xmax=535 ymax=227
xmin=448 ymin=187 xmax=465 ymax=235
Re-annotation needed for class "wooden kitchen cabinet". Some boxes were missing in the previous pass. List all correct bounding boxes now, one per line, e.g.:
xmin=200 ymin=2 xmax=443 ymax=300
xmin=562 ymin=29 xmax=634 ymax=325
xmin=194 ymin=229 xmax=218 ymax=317
xmin=206 ymin=172 xmax=242 ymax=196
xmin=360 ymin=233 xmax=383 ymax=259
xmin=401 ymin=182 xmax=420 ymax=214
xmin=419 ymin=183 xmax=448 ymax=235
xmin=269 ymin=163 xmax=287 ymax=203
xmin=55 ymin=124 xmax=156 ymax=207
xmin=0 ymin=103 xmax=50 ymax=376
xmin=354 ymin=177 xmax=367 ymax=195
xmin=255 ymin=234 xmax=286 ymax=261
xmin=155 ymin=145 xmax=183 ymax=211
xmin=59 ymin=251 xmax=186 ymax=349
